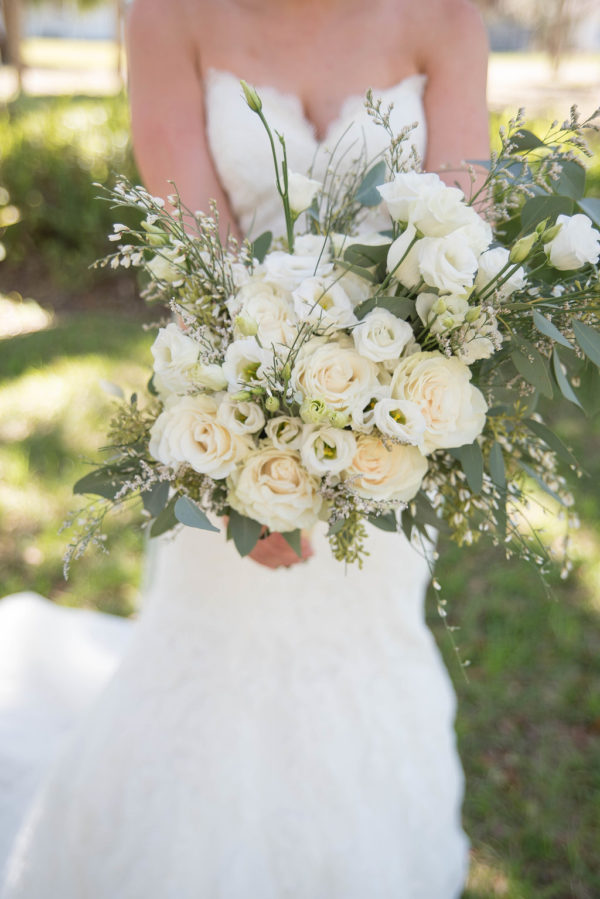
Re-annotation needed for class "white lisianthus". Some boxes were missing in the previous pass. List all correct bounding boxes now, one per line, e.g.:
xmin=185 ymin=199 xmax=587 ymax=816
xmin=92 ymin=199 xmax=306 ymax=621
xmin=217 ymin=396 xmax=266 ymax=435
xmin=230 ymin=277 xmax=298 ymax=347
xmin=416 ymin=292 xmax=470 ymax=335
xmin=227 ymin=447 xmax=322 ymax=532
xmin=544 ymin=214 xmax=600 ymax=270
xmin=291 ymin=336 xmax=381 ymax=413
xmin=373 ymin=398 xmax=427 ymax=445
xmin=353 ymin=308 xmax=414 ymax=362
xmin=454 ymin=334 xmax=497 ymax=366
xmin=292 ymin=276 xmax=357 ymax=329
xmin=452 ymin=309 xmax=502 ymax=365
xmin=331 ymin=267 xmax=374 ymax=305
xmin=350 ymin=384 xmax=390 ymax=433
xmin=300 ymin=425 xmax=357 ymax=475
xmin=387 ymin=224 xmax=420 ymax=287
xmin=149 ymin=395 xmax=252 ymax=478
xmin=287 ymin=172 xmax=322 ymax=214
xmin=264 ymin=248 xmax=333 ymax=292
xmin=390 ymin=351 xmax=487 ymax=454
xmin=151 ymin=323 xmax=200 ymax=395
xmin=222 ymin=337 xmax=272 ymax=391
xmin=377 ymin=171 xmax=446 ymax=222
xmin=344 ymin=434 xmax=428 ymax=501
xmin=265 ymin=416 xmax=305 ymax=451
xmin=415 ymin=234 xmax=479 ymax=295
xmin=192 ymin=363 xmax=228 ymax=391
xmin=146 ymin=247 xmax=184 ymax=283
xmin=475 ymin=247 xmax=527 ymax=299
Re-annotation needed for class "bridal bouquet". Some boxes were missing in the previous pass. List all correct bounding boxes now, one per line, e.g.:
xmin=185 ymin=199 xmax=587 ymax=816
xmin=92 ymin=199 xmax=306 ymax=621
xmin=66 ymin=85 xmax=600 ymax=571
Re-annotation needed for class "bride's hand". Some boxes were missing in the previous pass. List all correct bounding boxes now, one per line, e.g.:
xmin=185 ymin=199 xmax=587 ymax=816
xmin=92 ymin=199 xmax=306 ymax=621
xmin=249 ymin=531 xmax=314 ymax=569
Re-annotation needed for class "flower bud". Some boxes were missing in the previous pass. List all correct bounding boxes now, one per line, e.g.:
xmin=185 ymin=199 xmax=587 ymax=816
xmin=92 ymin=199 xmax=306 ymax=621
xmin=280 ymin=363 xmax=292 ymax=382
xmin=231 ymin=390 xmax=253 ymax=402
xmin=432 ymin=298 xmax=447 ymax=315
xmin=535 ymin=218 xmax=549 ymax=235
xmin=265 ymin=395 xmax=280 ymax=412
xmin=509 ymin=232 xmax=537 ymax=264
xmin=328 ymin=410 xmax=350 ymax=429
xmin=300 ymin=397 xmax=329 ymax=425
xmin=465 ymin=306 xmax=482 ymax=323
xmin=541 ymin=222 xmax=562 ymax=244
xmin=234 ymin=315 xmax=258 ymax=337
xmin=141 ymin=219 xmax=168 ymax=247
xmin=240 ymin=80 xmax=262 ymax=112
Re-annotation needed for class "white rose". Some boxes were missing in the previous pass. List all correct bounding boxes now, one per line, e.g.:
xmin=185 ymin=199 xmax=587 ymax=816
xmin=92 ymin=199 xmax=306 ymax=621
xmin=300 ymin=425 xmax=357 ymax=475
xmin=390 ymin=351 xmax=487 ymax=454
xmin=292 ymin=336 xmax=381 ymax=413
xmin=151 ymin=323 xmax=199 ymax=395
xmin=475 ymin=247 xmax=526 ymax=299
xmin=344 ymin=434 xmax=428 ymax=501
xmin=352 ymin=308 xmax=414 ymax=362
xmin=544 ymin=213 xmax=600 ymax=270
xmin=293 ymin=276 xmax=357 ymax=329
xmin=217 ymin=397 xmax=266 ymax=435
xmin=264 ymin=241 xmax=332 ymax=291
xmin=146 ymin=248 xmax=183 ymax=283
xmin=231 ymin=277 xmax=298 ymax=347
xmin=416 ymin=234 xmax=479 ymax=295
xmin=149 ymin=394 xmax=253 ymax=478
xmin=222 ymin=337 xmax=272 ymax=391
xmin=265 ymin=416 xmax=305 ymax=451
xmin=377 ymin=171 xmax=446 ymax=223
xmin=373 ymin=398 xmax=427 ymax=445
xmin=227 ymin=447 xmax=322 ymax=532
xmin=287 ymin=172 xmax=322 ymax=214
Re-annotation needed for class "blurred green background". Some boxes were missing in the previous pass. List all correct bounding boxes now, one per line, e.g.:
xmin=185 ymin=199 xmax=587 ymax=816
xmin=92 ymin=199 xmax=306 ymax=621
xmin=0 ymin=34 xmax=599 ymax=899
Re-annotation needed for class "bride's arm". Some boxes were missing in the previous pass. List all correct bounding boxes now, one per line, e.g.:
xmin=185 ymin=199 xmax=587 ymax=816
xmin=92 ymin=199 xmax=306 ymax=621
xmin=126 ymin=0 xmax=238 ymax=234
xmin=419 ymin=0 xmax=490 ymax=195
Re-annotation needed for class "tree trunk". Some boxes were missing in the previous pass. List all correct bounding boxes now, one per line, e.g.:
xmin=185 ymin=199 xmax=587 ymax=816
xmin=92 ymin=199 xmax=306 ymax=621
xmin=2 ymin=0 xmax=23 ymax=74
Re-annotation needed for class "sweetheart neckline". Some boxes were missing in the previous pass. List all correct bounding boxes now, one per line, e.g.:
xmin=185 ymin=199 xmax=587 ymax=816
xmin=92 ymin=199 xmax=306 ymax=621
xmin=204 ymin=68 xmax=427 ymax=145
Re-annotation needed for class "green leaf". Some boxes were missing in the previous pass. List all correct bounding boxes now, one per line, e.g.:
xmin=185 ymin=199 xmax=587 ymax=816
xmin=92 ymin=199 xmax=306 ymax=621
xmin=450 ymin=442 xmax=483 ymax=494
xmin=141 ymin=480 xmax=170 ymax=516
xmin=574 ymin=360 xmax=600 ymax=416
xmin=555 ymin=160 xmax=586 ymax=200
xmin=511 ymin=343 xmax=554 ymax=399
xmin=147 ymin=374 xmax=158 ymax=396
xmin=334 ymin=260 xmax=377 ymax=284
xmin=577 ymin=197 xmax=600 ymax=229
xmin=488 ymin=441 xmax=506 ymax=491
xmin=572 ymin=319 xmax=600 ymax=368
xmin=552 ymin=348 xmax=583 ymax=409
xmin=343 ymin=242 xmax=390 ymax=268
xmin=510 ymin=129 xmax=546 ymax=152
xmin=174 ymin=496 xmax=220 ymax=532
xmin=524 ymin=418 xmax=579 ymax=468
xmin=327 ymin=519 xmax=346 ymax=536
xmin=521 ymin=195 xmax=574 ymax=232
xmin=518 ymin=461 xmax=567 ymax=506
xmin=227 ymin=510 xmax=263 ymax=556
xmin=532 ymin=310 xmax=572 ymax=348
xmin=409 ymin=491 xmax=445 ymax=532
xmin=367 ymin=511 xmax=398 ymax=532
xmin=150 ymin=494 xmax=178 ymax=537
xmin=354 ymin=295 xmax=414 ymax=321
xmin=250 ymin=231 xmax=272 ymax=263
xmin=355 ymin=161 xmax=387 ymax=206
xmin=73 ymin=467 xmax=127 ymax=500
xmin=281 ymin=529 xmax=302 ymax=556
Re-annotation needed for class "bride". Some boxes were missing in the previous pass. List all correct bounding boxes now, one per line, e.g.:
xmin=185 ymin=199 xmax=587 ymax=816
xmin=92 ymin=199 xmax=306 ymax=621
xmin=1 ymin=0 xmax=490 ymax=895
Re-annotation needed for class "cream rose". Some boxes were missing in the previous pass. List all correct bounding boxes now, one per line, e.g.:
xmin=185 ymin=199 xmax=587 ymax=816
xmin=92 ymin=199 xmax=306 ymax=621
xmin=227 ymin=447 xmax=322 ymax=532
xmin=544 ymin=213 xmax=600 ymax=270
xmin=390 ymin=351 xmax=487 ymax=454
xmin=344 ymin=434 xmax=428 ymax=501
xmin=291 ymin=336 xmax=381 ymax=413
xmin=300 ymin=426 xmax=357 ymax=475
xmin=352 ymin=308 xmax=414 ymax=362
xmin=149 ymin=395 xmax=253 ymax=478
xmin=231 ymin=277 xmax=298 ymax=347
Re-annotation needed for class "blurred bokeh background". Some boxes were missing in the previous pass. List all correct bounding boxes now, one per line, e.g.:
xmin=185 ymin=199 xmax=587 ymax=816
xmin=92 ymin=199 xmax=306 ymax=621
xmin=0 ymin=1 xmax=599 ymax=896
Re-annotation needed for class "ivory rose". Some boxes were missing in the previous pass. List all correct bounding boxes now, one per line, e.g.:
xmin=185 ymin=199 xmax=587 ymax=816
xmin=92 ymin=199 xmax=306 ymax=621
xmin=291 ymin=336 xmax=381 ymax=413
xmin=227 ymin=447 xmax=322 ymax=532
xmin=149 ymin=395 xmax=252 ymax=478
xmin=390 ymin=351 xmax=487 ymax=454
xmin=344 ymin=434 xmax=428 ymax=501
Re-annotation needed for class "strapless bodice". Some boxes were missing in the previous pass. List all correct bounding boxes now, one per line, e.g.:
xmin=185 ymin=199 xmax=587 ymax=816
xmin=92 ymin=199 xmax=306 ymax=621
xmin=204 ymin=69 xmax=427 ymax=237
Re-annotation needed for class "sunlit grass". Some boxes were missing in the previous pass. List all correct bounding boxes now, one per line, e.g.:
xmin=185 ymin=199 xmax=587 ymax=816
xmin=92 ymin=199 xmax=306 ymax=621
xmin=21 ymin=38 xmax=124 ymax=72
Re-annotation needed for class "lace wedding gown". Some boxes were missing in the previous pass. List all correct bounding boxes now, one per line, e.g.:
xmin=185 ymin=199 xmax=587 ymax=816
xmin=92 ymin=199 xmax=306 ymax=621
xmin=1 ymin=71 xmax=469 ymax=898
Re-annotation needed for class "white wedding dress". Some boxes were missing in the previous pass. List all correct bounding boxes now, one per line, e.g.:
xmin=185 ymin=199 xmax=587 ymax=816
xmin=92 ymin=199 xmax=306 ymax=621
xmin=0 ymin=71 xmax=469 ymax=898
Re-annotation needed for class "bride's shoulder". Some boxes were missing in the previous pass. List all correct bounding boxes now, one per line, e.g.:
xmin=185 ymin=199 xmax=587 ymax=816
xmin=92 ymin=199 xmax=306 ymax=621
xmin=407 ymin=0 xmax=488 ymax=60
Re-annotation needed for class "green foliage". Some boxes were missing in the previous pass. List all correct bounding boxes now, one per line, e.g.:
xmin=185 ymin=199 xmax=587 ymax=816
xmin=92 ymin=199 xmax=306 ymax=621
xmin=0 ymin=94 xmax=138 ymax=287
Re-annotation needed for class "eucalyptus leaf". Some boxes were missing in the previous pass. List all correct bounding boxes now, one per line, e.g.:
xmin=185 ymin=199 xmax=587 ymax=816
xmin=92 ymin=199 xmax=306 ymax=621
xmin=367 ymin=511 xmax=398 ymax=532
xmin=524 ymin=418 xmax=579 ymax=468
xmin=511 ymin=346 xmax=554 ymax=399
xmin=355 ymin=161 xmax=387 ymax=206
xmin=572 ymin=319 xmax=600 ymax=368
xmin=141 ymin=480 xmax=170 ymax=517
xmin=174 ymin=496 xmax=220 ymax=532
xmin=555 ymin=159 xmax=586 ymax=200
xmin=518 ymin=461 xmax=567 ymax=506
xmin=488 ymin=442 xmax=506 ymax=491
xmin=510 ymin=129 xmax=546 ymax=152
xmin=73 ymin=467 xmax=127 ymax=500
xmin=450 ymin=442 xmax=483 ymax=494
xmin=327 ymin=519 xmax=346 ymax=536
xmin=227 ymin=510 xmax=263 ymax=556
xmin=250 ymin=231 xmax=272 ymax=263
xmin=354 ymin=295 xmax=414 ymax=321
xmin=281 ymin=529 xmax=302 ymax=556
xmin=343 ymin=243 xmax=390 ymax=268
xmin=574 ymin=361 xmax=600 ymax=416
xmin=150 ymin=495 xmax=178 ymax=538
xmin=521 ymin=195 xmax=574 ymax=232
xmin=576 ymin=197 xmax=600 ymax=229
xmin=532 ymin=310 xmax=572 ymax=348
xmin=552 ymin=348 xmax=583 ymax=409
xmin=334 ymin=260 xmax=377 ymax=284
